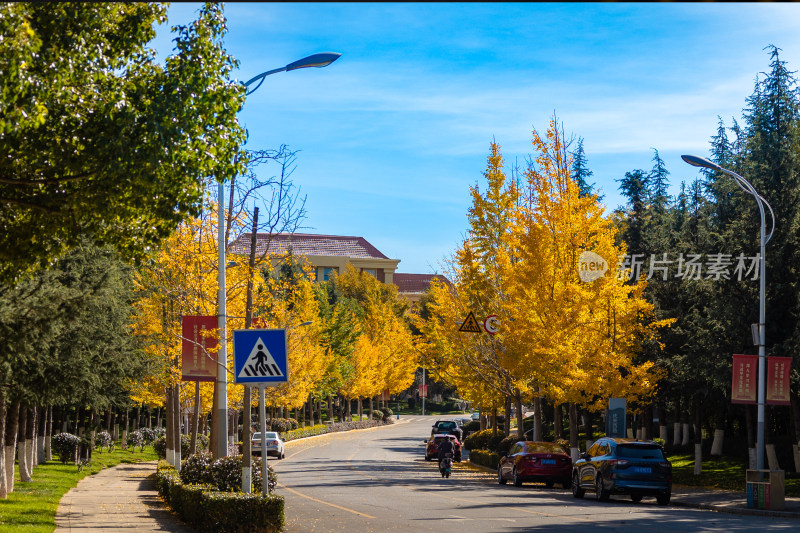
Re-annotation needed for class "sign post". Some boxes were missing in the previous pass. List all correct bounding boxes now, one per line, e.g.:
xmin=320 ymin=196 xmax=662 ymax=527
xmin=234 ymin=329 xmax=289 ymax=496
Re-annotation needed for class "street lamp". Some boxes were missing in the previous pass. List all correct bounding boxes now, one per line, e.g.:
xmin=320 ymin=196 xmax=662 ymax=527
xmin=681 ymin=154 xmax=775 ymax=470
xmin=214 ymin=52 xmax=341 ymax=460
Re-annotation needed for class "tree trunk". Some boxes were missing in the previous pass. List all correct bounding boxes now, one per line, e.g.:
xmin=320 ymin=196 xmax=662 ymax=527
xmin=583 ymin=408 xmax=593 ymax=449
xmin=502 ymin=395 xmax=510 ymax=435
xmin=791 ymin=396 xmax=800 ymax=473
xmin=745 ymin=404 xmax=756 ymax=468
xmin=553 ymin=403 xmax=563 ymax=441
xmin=327 ymin=397 xmax=334 ymax=423
xmin=765 ymin=406 xmax=780 ymax=471
xmin=122 ymin=409 xmax=129 ymax=450
xmin=672 ymin=398 xmax=682 ymax=448
xmin=693 ymin=398 xmax=702 ymax=475
xmin=533 ymin=396 xmax=543 ymax=442
xmin=37 ymin=405 xmax=47 ymax=465
xmin=18 ymin=405 xmax=31 ymax=482
xmin=45 ymin=405 xmax=53 ymax=461
xmin=568 ymin=403 xmax=579 ymax=461
xmin=0 ymin=392 xmax=6 ymax=499
xmin=173 ymin=384 xmax=181 ymax=469
xmin=165 ymin=387 xmax=174 ymax=465
xmin=643 ymin=405 xmax=653 ymax=440
xmin=4 ymin=401 xmax=19 ymax=494
xmin=191 ymin=381 xmax=201 ymax=455
xmin=658 ymin=404 xmax=668 ymax=443
xmin=515 ymin=394 xmax=524 ymax=439
xmin=710 ymin=406 xmax=725 ymax=456
xmin=27 ymin=405 xmax=38 ymax=469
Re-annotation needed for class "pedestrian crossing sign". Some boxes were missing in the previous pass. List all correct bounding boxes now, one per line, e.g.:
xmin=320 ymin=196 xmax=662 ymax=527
xmin=233 ymin=329 xmax=288 ymax=385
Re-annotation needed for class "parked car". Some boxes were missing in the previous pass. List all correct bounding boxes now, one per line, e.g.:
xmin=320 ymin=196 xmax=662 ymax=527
xmin=430 ymin=419 xmax=463 ymax=441
xmin=572 ymin=437 xmax=671 ymax=504
xmin=497 ymin=441 xmax=572 ymax=488
xmin=251 ymin=431 xmax=285 ymax=459
xmin=470 ymin=411 xmax=480 ymax=421
xmin=425 ymin=434 xmax=462 ymax=462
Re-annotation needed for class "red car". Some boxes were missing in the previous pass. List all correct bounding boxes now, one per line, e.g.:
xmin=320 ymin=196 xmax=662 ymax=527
xmin=498 ymin=441 xmax=572 ymax=488
xmin=425 ymin=434 xmax=462 ymax=462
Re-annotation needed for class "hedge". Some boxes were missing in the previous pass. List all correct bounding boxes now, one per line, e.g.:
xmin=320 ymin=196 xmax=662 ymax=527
xmin=469 ymin=449 xmax=500 ymax=470
xmin=463 ymin=429 xmax=507 ymax=452
xmin=156 ymin=461 xmax=284 ymax=533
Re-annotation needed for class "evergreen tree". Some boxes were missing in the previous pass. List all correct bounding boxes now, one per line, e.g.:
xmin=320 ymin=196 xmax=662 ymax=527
xmin=570 ymin=138 xmax=599 ymax=199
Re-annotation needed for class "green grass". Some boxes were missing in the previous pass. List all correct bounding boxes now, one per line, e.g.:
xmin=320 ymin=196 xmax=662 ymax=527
xmin=0 ymin=445 xmax=157 ymax=533
xmin=669 ymin=453 xmax=800 ymax=497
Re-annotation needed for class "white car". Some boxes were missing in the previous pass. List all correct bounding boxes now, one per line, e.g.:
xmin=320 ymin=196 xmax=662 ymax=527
xmin=251 ymin=431 xmax=285 ymax=459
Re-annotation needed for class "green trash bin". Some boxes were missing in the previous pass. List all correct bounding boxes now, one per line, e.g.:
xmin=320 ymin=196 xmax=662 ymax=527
xmin=746 ymin=469 xmax=784 ymax=510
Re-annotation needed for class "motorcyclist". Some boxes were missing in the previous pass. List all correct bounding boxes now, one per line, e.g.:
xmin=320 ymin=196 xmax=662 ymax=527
xmin=437 ymin=436 xmax=455 ymax=465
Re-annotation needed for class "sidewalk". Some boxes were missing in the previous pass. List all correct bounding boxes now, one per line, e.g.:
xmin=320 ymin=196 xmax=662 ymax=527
xmin=54 ymin=460 xmax=193 ymax=532
xmin=670 ymin=483 xmax=800 ymax=518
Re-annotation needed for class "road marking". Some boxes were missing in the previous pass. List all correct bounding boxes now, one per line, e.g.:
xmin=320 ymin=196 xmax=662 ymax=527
xmin=278 ymin=483 xmax=376 ymax=519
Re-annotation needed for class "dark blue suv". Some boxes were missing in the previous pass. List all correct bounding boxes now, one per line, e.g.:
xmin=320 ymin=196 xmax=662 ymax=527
xmin=572 ymin=437 xmax=672 ymax=504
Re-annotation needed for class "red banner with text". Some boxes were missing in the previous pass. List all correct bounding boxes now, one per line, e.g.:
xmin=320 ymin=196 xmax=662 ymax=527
xmin=731 ymin=354 xmax=757 ymax=404
xmin=181 ymin=315 xmax=218 ymax=382
xmin=766 ymin=356 xmax=792 ymax=406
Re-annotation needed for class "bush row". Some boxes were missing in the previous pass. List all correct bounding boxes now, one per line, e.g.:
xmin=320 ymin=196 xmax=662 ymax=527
xmin=463 ymin=429 xmax=509 ymax=452
xmin=469 ymin=449 xmax=501 ymax=470
xmin=156 ymin=461 xmax=283 ymax=533
xmin=153 ymin=434 xmax=210 ymax=459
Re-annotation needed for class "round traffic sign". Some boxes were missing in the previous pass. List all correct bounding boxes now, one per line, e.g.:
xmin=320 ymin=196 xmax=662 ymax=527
xmin=484 ymin=314 xmax=500 ymax=335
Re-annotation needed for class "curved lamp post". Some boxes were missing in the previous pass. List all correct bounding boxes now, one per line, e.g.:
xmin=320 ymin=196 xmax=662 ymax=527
xmin=681 ymin=154 xmax=775 ymax=471
xmin=214 ymin=52 xmax=341 ymax=461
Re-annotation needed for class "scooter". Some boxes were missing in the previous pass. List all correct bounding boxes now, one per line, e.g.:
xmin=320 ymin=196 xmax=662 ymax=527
xmin=439 ymin=452 xmax=453 ymax=478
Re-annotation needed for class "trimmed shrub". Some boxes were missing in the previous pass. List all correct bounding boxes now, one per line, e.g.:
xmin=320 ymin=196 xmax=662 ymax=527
xmin=140 ymin=427 xmax=158 ymax=444
xmin=265 ymin=417 xmax=298 ymax=432
xmin=496 ymin=434 xmax=520 ymax=456
xmin=463 ymin=420 xmax=480 ymax=433
xmin=379 ymin=407 xmax=393 ymax=420
xmin=469 ymin=449 xmax=500 ymax=470
xmin=126 ymin=430 xmax=144 ymax=450
xmin=95 ymin=431 xmax=112 ymax=450
xmin=52 ymin=432 xmax=80 ymax=464
xmin=154 ymin=433 xmax=210 ymax=459
xmin=369 ymin=410 xmax=384 ymax=421
xmin=208 ymin=455 xmax=276 ymax=493
xmin=180 ymin=452 xmax=214 ymax=485
xmin=156 ymin=462 xmax=284 ymax=533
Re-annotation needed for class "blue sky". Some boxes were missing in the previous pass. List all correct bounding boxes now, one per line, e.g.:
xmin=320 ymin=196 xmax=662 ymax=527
xmin=152 ymin=3 xmax=800 ymax=274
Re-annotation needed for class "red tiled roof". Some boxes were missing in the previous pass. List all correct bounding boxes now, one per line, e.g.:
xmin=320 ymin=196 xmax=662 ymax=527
xmin=393 ymin=273 xmax=450 ymax=294
xmin=230 ymin=233 xmax=392 ymax=260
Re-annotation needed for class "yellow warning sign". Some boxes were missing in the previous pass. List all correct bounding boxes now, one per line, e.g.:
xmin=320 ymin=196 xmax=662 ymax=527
xmin=459 ymin=311 xmax=482 ymax=333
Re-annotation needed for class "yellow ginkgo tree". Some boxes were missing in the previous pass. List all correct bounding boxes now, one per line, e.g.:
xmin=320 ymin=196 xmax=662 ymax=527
xmin=416 ymin=116 xmax=671 ymax=446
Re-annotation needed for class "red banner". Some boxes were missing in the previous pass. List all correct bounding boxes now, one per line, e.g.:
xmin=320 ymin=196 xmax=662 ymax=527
xmin=181 ymin=316 xmax=218 ymax=382
xmin=731 ymin=354 xmax=757 ymax=404
xmin=766 ymin=356 xmax=792 ymax=406
xmin=418 ymin=384 xmax=428 ymax=398
xmin=381 ymin=389 xmax=391 ymax=401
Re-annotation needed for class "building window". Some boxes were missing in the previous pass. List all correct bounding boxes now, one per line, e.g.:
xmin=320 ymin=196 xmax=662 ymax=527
xmin=323 ymin=267 xmax=338 ymax=281
xmin=362 ymin=268 xmax=377 ymax=278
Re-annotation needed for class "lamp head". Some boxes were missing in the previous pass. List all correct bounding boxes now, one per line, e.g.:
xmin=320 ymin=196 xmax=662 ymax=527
xmin=285 ymin=52 xmax=341 ymax=71
xmin=681 ymin=154 xmax=721 ymax=172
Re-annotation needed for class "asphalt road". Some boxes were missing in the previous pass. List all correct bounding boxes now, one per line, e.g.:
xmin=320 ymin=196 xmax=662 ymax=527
xmin=272 ymin=415 xmax=796 ymax=532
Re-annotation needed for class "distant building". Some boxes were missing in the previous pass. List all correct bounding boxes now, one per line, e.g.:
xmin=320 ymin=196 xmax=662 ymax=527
xmin=392 ymin=273 xmax=450 ymax=303
xmin=230 ymin=232 xmax=399 ymax=282
xmin=229 ymin=232 xmax=447 ymax=301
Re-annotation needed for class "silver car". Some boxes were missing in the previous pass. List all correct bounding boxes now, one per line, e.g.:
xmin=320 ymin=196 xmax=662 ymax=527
xmin=251 ymin=431 xmax=285 ymax=459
